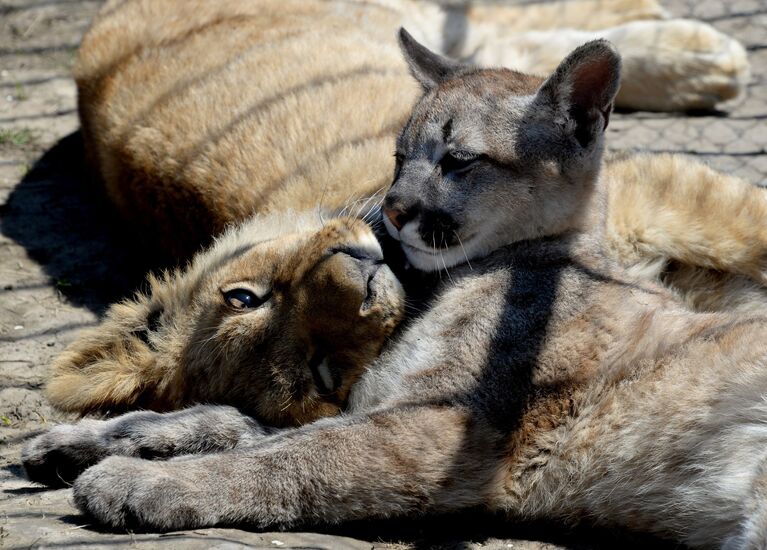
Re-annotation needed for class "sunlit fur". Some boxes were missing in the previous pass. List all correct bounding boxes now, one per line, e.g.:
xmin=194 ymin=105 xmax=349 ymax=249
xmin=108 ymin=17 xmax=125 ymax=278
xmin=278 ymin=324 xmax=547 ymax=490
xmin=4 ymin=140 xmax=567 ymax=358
xmin=24 ymin=40 xmax=767 ymax=548
xmin=74 ymin=0 xmax=747 ymax=259
xmin=48 ymin=213 xmax=404 ymax=426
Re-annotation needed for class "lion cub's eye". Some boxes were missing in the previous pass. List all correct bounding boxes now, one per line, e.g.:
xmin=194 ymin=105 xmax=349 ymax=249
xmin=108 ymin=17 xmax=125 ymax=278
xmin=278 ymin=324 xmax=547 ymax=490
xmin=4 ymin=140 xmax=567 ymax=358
xmin=222 ymin=288 xmax=269 ymax=310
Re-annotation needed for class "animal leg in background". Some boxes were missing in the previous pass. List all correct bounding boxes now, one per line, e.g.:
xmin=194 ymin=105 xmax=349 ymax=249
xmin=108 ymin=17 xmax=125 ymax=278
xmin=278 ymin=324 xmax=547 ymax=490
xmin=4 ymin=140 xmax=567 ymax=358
xmin=461 ymin=19 xmax=748 ymax=111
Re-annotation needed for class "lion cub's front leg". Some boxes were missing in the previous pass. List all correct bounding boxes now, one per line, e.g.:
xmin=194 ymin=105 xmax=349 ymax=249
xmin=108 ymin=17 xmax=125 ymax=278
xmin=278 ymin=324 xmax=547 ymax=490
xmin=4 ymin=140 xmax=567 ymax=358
xmin=22 ymin=405 xmax=270 ymax=487
xmin=603 ymin=154 xmax=767 ymax=313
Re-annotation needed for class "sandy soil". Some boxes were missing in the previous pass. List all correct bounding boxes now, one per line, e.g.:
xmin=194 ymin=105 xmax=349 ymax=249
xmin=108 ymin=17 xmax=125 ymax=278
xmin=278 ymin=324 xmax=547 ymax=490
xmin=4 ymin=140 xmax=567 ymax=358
xmin=0 ymin=0 xmax=764 ymax=548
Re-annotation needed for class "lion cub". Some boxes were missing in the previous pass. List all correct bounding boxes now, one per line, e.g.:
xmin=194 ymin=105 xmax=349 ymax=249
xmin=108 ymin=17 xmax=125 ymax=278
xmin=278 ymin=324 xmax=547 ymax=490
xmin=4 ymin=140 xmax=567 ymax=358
xmin=48 ymin=213 xmax=404 ymax=425
xmin=25 ymin=37 xmax=767 ymax=548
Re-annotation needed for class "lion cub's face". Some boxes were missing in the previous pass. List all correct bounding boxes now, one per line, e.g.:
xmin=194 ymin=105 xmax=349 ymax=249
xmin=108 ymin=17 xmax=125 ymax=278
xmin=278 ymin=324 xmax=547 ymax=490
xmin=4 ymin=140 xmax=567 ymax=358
xmin=48 ymin=214 xmax=405 ymax=427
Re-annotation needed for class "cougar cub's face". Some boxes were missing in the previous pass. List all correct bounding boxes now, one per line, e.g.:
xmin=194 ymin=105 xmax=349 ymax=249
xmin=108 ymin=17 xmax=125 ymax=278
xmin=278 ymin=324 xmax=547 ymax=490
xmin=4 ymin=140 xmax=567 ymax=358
xmin=383 ymin=31 xmax=621 ymax=271
xmin=50 ymin=214 xmax=405 ymax=427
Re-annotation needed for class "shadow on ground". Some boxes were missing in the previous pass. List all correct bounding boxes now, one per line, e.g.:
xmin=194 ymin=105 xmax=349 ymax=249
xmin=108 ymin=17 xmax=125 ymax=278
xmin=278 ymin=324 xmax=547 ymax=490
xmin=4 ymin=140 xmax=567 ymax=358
xmin=0 ymin=131 xmax=158 ymax=316
xmin=321 ymin=512 xmax=677 ymax=550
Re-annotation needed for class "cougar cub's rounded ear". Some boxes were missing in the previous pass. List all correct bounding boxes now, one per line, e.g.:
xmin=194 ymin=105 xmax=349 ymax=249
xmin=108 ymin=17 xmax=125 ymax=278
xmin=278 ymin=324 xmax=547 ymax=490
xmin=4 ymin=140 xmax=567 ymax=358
xmin=537 ymin=39 xmax=622 ymax=148
xmin=398 ymin=28 xmax=467 ymax=90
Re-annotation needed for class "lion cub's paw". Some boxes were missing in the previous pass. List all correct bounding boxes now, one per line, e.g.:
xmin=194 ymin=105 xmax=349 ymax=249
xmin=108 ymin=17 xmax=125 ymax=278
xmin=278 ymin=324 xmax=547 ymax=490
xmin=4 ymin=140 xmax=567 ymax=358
xmin=22 ymin=420 xmax=110 ymax=488
xmin=608 ymin=19 xmax=750 ymax=111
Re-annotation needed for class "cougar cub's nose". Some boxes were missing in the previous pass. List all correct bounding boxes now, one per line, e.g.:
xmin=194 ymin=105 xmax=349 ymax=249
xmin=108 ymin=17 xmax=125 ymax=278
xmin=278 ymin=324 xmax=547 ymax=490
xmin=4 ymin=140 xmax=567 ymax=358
xmin=419 ymin=210 xmax=459 ymax=248
xmin=383 ymin=207 xmax=408 ymax=231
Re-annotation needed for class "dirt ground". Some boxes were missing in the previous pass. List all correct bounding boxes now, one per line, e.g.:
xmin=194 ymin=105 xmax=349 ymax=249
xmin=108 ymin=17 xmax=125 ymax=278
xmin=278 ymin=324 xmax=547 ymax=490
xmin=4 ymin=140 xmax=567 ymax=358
xmin=0 ymin=0 xmax=765 ymax=548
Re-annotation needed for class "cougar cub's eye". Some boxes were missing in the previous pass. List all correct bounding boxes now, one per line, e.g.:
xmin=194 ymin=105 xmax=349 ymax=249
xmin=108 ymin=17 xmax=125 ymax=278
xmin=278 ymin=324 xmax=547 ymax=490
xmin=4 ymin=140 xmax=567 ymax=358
xmin=393 ymin=152 xmax=405 ymax=181
xmin=440 ymin=151 xmax=481 ymax=174
xmin=222 ymin=288 xmax=269 ymax=310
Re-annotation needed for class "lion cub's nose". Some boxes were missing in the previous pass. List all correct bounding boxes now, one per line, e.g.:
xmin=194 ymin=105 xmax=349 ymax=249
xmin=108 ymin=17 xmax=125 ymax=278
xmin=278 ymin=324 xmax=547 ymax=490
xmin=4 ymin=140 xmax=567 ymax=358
xmin=384 ymin=207 xmax=407 ymax=230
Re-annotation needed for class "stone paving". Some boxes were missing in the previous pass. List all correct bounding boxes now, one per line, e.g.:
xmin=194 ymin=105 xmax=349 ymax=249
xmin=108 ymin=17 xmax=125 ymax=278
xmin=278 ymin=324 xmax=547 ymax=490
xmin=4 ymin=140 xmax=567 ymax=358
xmin=0 ymin=0 xmax=764 ymax=548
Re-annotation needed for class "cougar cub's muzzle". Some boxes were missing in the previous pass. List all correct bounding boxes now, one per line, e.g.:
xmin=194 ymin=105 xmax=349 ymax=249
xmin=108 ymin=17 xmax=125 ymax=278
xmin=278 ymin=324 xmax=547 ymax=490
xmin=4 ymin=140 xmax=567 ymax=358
xmin=384 ymin=203 xmax=459 ymax=247
xmin=383 ymin=195 xmax=469 ymax=272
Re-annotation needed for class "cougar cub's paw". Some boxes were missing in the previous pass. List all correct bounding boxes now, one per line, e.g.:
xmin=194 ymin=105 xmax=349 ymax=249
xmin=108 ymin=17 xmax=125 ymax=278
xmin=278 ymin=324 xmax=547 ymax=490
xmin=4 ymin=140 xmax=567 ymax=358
xmin=608 ymin=19 xmax=749 ymax=111
xmin=23 ymin=410 xmax=187 ymax=488
xmin=22 ymin=420 xmax=111 ymax=487
xmin=74 ymin=456 xmax=215 ymax=531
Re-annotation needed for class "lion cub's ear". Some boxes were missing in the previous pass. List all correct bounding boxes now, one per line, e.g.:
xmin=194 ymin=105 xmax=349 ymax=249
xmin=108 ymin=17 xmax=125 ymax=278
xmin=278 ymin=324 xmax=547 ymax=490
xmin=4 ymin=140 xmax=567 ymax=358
xmin=46 ymin=292 xmax=171 ymax=415
xmin=398 ymin=28 xmax=468 ymax=90
xmin=536 ymin=39 xmax=622 ymax=148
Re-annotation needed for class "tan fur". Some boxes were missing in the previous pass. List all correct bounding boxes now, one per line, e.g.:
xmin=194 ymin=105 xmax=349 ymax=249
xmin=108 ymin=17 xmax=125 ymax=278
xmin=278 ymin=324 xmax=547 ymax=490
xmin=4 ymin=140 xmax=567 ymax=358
xmin=604 ymin=153 xmax=767 ymax=313
xmin=463 ymin=0 xmax=668 ymax=32
xmin=74 ymin=0 xmax=749 ymax=258
xmin=50 ymin=0 xmax=763 ymax=417
xmin=24 ymin=32 xmax=767 ymax=547
xmin=49 ymin=214 xmax=405 ymax=426
xmin=469 ymin=18 xmax=749 ymax=111
xmin=606 ymin=154 xmax=767 ymax=284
